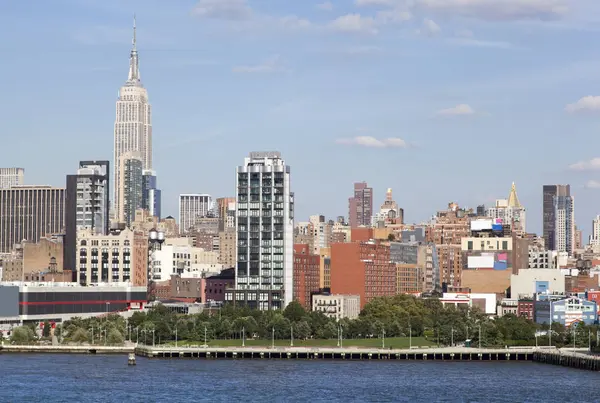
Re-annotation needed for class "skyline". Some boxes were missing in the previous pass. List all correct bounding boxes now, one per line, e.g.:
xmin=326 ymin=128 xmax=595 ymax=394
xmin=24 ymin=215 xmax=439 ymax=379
xmin=2 ymin=1 xmax=600 ymax=237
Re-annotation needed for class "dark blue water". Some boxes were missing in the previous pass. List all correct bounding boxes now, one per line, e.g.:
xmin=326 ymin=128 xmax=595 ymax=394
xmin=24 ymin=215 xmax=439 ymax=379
xmin=1 ymin=354 xmax=599 ymax=402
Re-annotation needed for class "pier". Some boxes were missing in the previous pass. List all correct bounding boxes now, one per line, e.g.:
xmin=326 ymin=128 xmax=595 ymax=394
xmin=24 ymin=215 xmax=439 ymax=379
xmin=135 ymin=346 xmax=537 ymax=361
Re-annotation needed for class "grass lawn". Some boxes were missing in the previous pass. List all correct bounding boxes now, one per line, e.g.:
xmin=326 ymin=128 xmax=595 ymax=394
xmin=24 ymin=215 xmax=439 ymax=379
xmin=165 ymin=337 xmax=435 ymax=348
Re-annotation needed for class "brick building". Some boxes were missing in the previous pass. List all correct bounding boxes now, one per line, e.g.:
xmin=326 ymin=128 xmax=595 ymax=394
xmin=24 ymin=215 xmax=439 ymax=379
xmin=205 ymin=268 xmax=235 ymax=303
xmin=293 ymin=244 xmax=321 ymax=309
xmin=330 ymin=240 xmax=396 ymax=309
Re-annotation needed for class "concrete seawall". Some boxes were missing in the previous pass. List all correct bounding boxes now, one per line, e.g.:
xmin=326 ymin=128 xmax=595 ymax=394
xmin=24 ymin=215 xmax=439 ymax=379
xmin=0 ymin=345 xmax=134 ymax=354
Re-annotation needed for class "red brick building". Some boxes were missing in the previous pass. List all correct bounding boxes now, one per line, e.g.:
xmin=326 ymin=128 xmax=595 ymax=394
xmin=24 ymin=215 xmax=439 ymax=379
xmin=293 ymin=244 xmax=321 ymax=310
xmin=517 ymin=300 xmax=534 ymax=320
xmin=205 ymin=268 xmax=235 ymax=303
xmin=330 ymin=240 xmax=396 ymax=309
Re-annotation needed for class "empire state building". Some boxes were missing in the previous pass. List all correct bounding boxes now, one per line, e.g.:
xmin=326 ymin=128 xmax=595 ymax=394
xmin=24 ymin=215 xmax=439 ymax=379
xmin=113 ymin=17 xmax=152 ymax=219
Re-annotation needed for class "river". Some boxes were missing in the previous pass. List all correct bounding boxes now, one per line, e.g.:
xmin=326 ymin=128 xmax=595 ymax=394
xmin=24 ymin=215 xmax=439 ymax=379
xmin=0 ymin=354 xmax=598 ymax=402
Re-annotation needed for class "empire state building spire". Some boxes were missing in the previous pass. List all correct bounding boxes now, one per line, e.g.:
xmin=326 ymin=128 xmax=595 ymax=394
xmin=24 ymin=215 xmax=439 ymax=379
xmin=127 ymin=15 xmax=141 ymax=85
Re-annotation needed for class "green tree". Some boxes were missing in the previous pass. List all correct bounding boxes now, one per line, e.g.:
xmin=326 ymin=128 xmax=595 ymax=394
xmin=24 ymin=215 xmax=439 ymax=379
xmin=42 ymin=321 xmax=51 ymax=338
xmin=11 ymin=326 xmax=35 ymax=345
xmin=70 ymin=328 xmax=89 ymax=344
xmin=107 ymin=329 xmax=124 ymax=345
xmin=283 ymin=301 xmax=306 ymax=323
xmin=294 ymin=321 xmax=311 ymax=340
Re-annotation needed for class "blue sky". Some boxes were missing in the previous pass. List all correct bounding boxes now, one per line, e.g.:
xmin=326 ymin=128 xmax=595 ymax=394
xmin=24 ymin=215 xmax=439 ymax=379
xmin=1 ymin=0 xmax=600 ymax=237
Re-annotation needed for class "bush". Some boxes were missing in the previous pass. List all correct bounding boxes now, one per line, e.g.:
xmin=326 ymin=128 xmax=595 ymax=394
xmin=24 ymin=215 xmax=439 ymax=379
xmin=11 ymin=326 xmax=36 ymax=345
xmin=107 ymin=329 xmax=124 ymax=345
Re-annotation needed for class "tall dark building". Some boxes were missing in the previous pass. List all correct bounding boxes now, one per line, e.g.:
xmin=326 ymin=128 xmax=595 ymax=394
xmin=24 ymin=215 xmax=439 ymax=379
xmin=348 ymin=182 xmax=373 ymax=228
xmin=543 ymin=185 xmax=574 ymax=253
xmin=142 ymin=170 xmax=161 ymax=218
xmin=64 ymin=161 xmax=110 ymax=276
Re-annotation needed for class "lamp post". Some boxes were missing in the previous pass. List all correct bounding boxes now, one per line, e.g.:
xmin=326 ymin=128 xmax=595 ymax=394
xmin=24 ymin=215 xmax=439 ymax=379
xmin=271 ymin=327 xmax=275 ymax=349
xmin=152 ymin=329 xmax=155 ymax=347
xmin=451 ymin=326 xmax=454 ymax=347
xmin=290 ymin=325 xmax=294 ymax=347
xmin=478 ymin=324 xmax=482 ymax=349
xmin=340 ymin=326 xmax=343 ymax=348
xmin=573 ymin=327 xmax=576 ymax=349
xmin=204 ymin=326 xmax=207 ymax=347
xmin=89 ymin=327 xmax=94 ymax=345
xmin=409 ymin=326 xmax=412 ymax=349
xmin=382 ymin=328 xmax=385 ymax=349
xmin=337 ymin=326 xmax=340 ymax=347
xmin=175 ymin=326 xmax=178 ymax=348
xmin=104 ymin=329 xmax=107 ymax=346
xmin=242 ymin=327 xmax=245 ymax=347
xmin=135 ymin=327 xmax=139 ymax=344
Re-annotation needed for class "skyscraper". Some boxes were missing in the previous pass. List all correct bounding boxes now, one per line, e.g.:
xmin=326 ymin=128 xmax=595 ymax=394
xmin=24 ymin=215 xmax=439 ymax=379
xmin=142 ymin=170 xmax=161 ymax=218
xmin=179 ymin=194 xmax=212 ymax=234
xmin=348 ymin=182 xmax=373 ymax=228
xmin=118 ymin=153 xmax=143 ymax=227
xmin=543 ymin=185 xmax=574 ymax=254
xmin=0 ymin=186 xmax=65 ymax=253
xmin=64 ymin=161 xmax=110 ymax=274
xmin=113 ymin=17 xmax=152 ymax=216
xmin=590 ymin=216 xmax=600 ymax=246
xmin=226 ymin=151 xmax=294 ymax=310
xmin=0 ymin=168 xmax=24 ymax=189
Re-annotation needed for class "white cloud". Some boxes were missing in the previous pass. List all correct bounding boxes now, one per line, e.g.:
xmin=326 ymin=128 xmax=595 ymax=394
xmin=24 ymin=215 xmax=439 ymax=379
xmin=317 ymin=2 xmax=334 ymax=11
xmin=446 ymin=38 xmax=516 ymax=49
xmin=565 ymin=96 xmax=600 ymax=113
xmin=585 ymin=180 xmax=600 ymax=189
xmin=279 ymin=16 xmax=312 ymax=30
xmin=437 ymin=104 xmax=475 ymax=116
xmin=355 ymin=0 xmax=396 ymax=6
xmin=192 ymin=0 xmax=253 ymax=20
xmin=569 ymin=158 xmax=600 ymax=171
xmin=416 ymin=0 xmax=569 ymax=21
xmin=329 ymin=14 xmax=378 ymax=34
xmin=232 ymin=55 xmax=285 ymax=73
xmin=417 ymin=18 xmax=441 ymax=36
xmin=336 ymin=136 xmax=408 ymax=148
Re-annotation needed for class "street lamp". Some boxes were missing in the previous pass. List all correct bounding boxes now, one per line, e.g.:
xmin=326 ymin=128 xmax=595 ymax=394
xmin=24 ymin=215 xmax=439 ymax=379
xmin=451 ymin=326 xmax=454 ymax=347
xmin=409 ymin=326 xmax=412 ymax=349
xmin=152 ymin=329 xmax=155 ymax=347
xmin=478 ymin=324 xmax=482 ymax=349
xmin=89 ymin=327 xmax=94 ymax=345
xmin=271 ymin=327 xmax=275 ymax=349
xmin=290 ymin=325 xmax=294 ymax=347
xmin=242 ymin=327 xmax=245 ymax=347
xmin=382 ymin=328 xmax=385 ymax=349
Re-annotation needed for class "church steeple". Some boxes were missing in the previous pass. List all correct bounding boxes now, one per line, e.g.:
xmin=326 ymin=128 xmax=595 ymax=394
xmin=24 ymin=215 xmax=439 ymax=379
xmin=507 ymin=182 xmax=521 ymax=208
xmin=127 ymin=15 xmax=141 ymax=85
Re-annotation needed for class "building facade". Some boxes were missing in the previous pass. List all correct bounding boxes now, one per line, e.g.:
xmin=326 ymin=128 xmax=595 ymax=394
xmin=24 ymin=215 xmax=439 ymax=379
xmin=179 ymin=194 xmax=212 ymax=235
xmin=330 ymin=240 xmax=396 ymax=309
xmin=348 ymin=182 xmax=373 ymax=228
xmin=113 ymin=18 xmax=152 ymax=217
xmin=118 ymin=152 xmax=143 ymax=227
xmin=0 ymin=168 xmax=24 ymax=189
xmin=485 ymin=183 xmax=526 ymax=234
xmin=312 ymin=294 xmax=360 ymax=320
xmin=64 ymin=161 xmax=110 ymax=275
xmin=205 ymin=268 xmax=235 ymax=303
xmin=543 ymin=185 xmax=574 ymax=254
xmin=76 ymin=227 xmax=148 ymax=286
xmin=226 ymin=151 xmax=294 ymax=310
xmin=534 ymin=296 xmax=597 ymax=327
xmin=142 ymin=170 xmax=161 ymax=218
xmin=0 ymin=186 xmax=65 ymax=253
xmin=293 ymin=244 xmax=321 ymax=310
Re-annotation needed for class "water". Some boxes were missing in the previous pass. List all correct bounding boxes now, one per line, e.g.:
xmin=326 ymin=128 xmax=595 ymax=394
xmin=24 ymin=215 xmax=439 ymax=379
xmin=1 ymin=354 xmax=599 ymax=402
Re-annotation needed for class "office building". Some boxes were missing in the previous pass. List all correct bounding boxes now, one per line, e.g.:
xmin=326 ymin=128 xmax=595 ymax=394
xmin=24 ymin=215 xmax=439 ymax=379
xmin=142 ymin=170 xmax=161 ymax=218
xmin=0 ymin=186 xmax=65 ymax=253
xmin=64 ymin=161 xmax=110 ymax=274
xmin=543 ymin=185 xmax=574 ymax=254
xmin=0 ymin=168 xmax=24 ymax=189
xmin=590 ymin=216 xmax=600 ymax=246
xmin=179 ymin=194 xmax=212 ymax=235
xmin=113 ymin=18 xmax=152 ymax=216
xmin=372 ymin=188 xmax=403 ymax=226
xmin=76 ymin=226 xmax=148 ymax=286
xmin=225 ymin=151 xmax=294 ymax=310
xmin=348 ymin=182 xmax=373 ymax=228
xmin=118 ymin=152 xmax=143 ymax=227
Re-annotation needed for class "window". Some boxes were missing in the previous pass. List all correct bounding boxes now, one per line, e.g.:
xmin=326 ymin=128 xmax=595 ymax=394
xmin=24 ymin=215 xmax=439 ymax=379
xmin=467 ymin=241 xmax=473 ymax=250
xmin=502 ymin=241 xmax=508 ymax=250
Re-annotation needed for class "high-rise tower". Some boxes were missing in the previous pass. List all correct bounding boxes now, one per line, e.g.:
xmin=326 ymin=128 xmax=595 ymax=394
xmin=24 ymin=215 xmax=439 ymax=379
xmin=113 ymin=16 xmax=152 ymax=217
xmin=543 ymin=185 xmax=574 ymax=254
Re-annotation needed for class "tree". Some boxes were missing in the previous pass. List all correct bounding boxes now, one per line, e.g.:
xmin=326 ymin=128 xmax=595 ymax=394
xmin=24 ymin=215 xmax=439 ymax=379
xmin=294 ymin=321 xmax=311 ymax=340
xmin=387 ymin=233 xmax=396 ymax=241
xmin=11 ymin=326 xmax=35 ymax=345
xmin=70 ymin=328 xmax=89 ymax=344
xmin=107 ymin=329 xmax=124 ymax=345
xmin=283 ymin=301 xmax=306 ymax=323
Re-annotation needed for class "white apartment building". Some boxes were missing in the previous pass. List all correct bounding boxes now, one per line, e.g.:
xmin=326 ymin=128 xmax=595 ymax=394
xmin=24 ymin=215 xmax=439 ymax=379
xmin=0 ymin=168 xmax=24 ymax=189
xmin=312 ymin=294 xmax=360 ymax=320
xmin=590 ymin=215 xmax=600 ymax=246
xmin=152 ymin=244 xmax=222 ymax=282
xmin=113 ymin=18 xmax=152 ymax=216
xmin=226 ymin=151 xmax=294 ymax=310
xmin=179 ymin=194 xmax=212 ymax=235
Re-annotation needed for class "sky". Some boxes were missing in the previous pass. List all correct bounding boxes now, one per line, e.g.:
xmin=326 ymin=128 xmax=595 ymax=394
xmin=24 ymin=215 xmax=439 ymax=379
xmin=1 ymin=0 xmax=600 ymax=238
